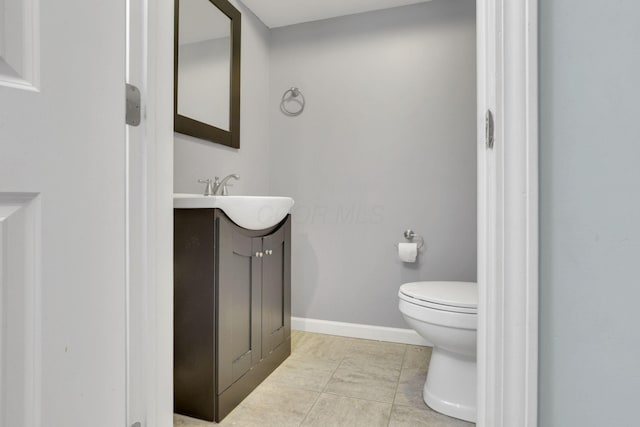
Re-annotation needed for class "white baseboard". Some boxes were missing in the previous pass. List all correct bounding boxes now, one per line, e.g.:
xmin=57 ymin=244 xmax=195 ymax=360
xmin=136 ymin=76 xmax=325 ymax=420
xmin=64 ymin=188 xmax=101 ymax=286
xmin=291 ymin=317 xmax=431 ymax=347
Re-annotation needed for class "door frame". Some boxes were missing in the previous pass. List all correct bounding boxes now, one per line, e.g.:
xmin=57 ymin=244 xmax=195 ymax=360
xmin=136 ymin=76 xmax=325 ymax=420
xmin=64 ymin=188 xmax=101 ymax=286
xmin=126 ymin=0 xmax=174 ymax=426
xmin=137 ymin=0 xmax=540 ymax=426
xmin=476 ymin=0 xmax=539 ymax=426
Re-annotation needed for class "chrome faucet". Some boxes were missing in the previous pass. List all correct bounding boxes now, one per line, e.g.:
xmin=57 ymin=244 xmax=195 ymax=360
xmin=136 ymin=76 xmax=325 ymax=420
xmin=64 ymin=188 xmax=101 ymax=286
xmin=216 ymin=174 xmax=240 ymax=195
xmin=198 ymin=174 xmax=240 ymax=196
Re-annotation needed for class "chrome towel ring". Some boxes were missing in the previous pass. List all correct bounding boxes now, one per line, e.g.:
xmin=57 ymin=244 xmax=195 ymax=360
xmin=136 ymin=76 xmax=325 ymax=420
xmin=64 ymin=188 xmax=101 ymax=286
xmin=280 ymin=87 xmax=305 ymax=116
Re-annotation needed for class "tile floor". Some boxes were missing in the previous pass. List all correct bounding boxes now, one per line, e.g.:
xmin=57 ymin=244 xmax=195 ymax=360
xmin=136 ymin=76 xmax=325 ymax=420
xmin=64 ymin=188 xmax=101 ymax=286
xmin=174 ymin=331 xmax=474 ymax=427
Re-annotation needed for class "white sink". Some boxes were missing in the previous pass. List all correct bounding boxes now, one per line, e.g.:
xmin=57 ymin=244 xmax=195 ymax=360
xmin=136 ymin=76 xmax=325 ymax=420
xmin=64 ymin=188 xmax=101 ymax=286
xmin=173 ymin=194 xmax=295 ymax=230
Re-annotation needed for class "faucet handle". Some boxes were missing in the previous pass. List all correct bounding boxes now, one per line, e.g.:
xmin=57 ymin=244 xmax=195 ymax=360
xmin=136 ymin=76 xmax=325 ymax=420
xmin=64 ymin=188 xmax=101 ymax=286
xmin=198 ymin=178 xmax=215 ymax=196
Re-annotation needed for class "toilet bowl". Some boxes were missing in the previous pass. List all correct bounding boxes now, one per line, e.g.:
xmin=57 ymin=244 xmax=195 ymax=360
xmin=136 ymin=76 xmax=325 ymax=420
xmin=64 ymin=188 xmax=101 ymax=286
xmin=398 ymin=281 xmax=477 ymax=423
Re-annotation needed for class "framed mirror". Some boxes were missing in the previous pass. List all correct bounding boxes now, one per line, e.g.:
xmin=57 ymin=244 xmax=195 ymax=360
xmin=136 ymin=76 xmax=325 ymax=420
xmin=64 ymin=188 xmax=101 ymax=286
xmin=174 ymin=0 xmax=241 ymax=148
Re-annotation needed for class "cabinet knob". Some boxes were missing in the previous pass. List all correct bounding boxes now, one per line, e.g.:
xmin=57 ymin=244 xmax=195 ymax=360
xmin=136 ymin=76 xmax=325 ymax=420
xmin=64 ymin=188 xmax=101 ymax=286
xmin=265 ymin=249 xmax=273 ymax=255
xmin=255 ymin=251 xmax=264 ymax=258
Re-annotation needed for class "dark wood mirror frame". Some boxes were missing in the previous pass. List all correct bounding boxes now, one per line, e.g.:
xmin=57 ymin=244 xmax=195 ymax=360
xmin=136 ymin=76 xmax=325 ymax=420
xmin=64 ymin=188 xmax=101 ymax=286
xmin=174 ymin=0 xmax=241 ymax=148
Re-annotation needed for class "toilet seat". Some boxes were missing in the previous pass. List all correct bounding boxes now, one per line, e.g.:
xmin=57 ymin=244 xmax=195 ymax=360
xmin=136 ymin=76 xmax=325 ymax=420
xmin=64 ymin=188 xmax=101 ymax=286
xmin=399 ymin=281 xmax=477 ymax=314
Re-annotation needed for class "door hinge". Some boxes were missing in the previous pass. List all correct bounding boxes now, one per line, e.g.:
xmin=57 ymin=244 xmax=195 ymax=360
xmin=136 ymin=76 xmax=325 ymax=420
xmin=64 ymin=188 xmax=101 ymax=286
xmin=126 ymin=83 xmax=141 ymax=126
xmin=485 ymin=109 xmax=494 ymax=149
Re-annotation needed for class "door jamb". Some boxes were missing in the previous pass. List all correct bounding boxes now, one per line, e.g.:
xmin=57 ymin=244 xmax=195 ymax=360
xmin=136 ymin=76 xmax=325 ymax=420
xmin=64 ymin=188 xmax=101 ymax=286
xmin=141 ymin=0 xmax=175 ymax=424
xmin=126 ymin=0 xmax=174 ymax=426
xmin=476 ymin=0 xmax=539 ymax=426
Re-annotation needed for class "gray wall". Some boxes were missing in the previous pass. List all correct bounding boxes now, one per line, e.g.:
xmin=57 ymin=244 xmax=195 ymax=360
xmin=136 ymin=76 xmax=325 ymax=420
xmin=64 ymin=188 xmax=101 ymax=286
xmin=269 ymin=0 xmax=476 ymax=328
xmin=174 ymin=0 xmax=271 ymax=196
xmin=539 ymin=0 xmax=640 ymax=425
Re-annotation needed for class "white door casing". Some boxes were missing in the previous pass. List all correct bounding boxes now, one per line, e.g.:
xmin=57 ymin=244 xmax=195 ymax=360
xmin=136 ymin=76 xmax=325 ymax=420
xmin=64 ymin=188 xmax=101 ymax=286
xmin=125 ymin=0 xmax=174 ymax=426
xmin=126 ymin=0 xmax=148 ymax=424
xmin=0 ymin=0 xmax=127 ymax=426
xmin=476 ymin=0 xmax=539 ymax=426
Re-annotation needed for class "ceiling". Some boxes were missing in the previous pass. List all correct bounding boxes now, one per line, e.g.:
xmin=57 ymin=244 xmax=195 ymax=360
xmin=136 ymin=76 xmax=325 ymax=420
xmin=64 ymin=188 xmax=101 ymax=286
xmin=240 ymin=0 xmax=432 ymax=29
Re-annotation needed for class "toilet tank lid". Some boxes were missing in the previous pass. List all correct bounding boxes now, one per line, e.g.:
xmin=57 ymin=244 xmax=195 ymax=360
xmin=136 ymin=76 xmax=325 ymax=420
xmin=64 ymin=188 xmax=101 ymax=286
xmin=399 ymin=281 xmax=477 ymax=308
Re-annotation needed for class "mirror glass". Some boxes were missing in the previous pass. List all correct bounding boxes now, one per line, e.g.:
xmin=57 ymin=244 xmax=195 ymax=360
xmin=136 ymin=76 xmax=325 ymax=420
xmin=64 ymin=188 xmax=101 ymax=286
xmin=175 ymin=0 xmax=240 ymax=148
xmin=177 ymin=0 xmax=231 ymax=130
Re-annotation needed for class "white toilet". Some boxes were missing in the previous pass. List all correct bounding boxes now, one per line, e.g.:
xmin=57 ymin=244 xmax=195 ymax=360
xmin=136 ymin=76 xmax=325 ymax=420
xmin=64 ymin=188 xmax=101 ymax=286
xmin=398 ymin=281 xmax=477 ymax=423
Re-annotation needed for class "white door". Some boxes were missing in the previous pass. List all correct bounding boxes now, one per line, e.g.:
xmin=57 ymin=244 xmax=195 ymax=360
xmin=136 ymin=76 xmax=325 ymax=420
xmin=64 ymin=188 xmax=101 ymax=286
xmin=0 ymin=1 xmax=128 ymax=426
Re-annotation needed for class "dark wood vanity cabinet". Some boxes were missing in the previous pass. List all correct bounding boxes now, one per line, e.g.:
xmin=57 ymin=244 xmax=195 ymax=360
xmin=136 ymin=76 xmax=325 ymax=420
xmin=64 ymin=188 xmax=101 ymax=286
xmin=174 ymin=209 xmax=291 ymax=422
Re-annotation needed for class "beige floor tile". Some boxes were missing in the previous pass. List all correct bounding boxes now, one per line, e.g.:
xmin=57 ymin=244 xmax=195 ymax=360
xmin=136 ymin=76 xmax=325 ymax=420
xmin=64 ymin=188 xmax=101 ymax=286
xmin=394 ymin=368 xmax=428 ymax=408
xmin=264 ymin=353 xmax=340 ymax=392
xmin=292 ymin=332 xmax=353 ymax=361
xmin=324 ymin=361 xmax=401 ymax=403
xmin=291 ymin=330 xmax=303 ymax=350
xmin=349 ymin=339 xmax=407 ymax=357
xmin=175 ymin=333 xmax=464 ymax=427
xmin=301 ymin=393 xmax=392 ymax=427
xmin=389 ymin=404 xmax=475 ymax=427
xmin=221 ymin=383 xmax=319 ymax=427
xmin=173 ymin=414 xmax=214 ymax=426
xmin=342 ymin=339 xmax=406 ymax=372
xmin=403 ymin=345 xmax=432 ymax=370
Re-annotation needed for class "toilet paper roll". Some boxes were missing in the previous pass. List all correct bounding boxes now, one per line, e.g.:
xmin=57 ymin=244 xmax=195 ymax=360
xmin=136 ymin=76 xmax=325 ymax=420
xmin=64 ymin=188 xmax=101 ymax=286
xmin=398 ymin=242 xmax=418 ymax=263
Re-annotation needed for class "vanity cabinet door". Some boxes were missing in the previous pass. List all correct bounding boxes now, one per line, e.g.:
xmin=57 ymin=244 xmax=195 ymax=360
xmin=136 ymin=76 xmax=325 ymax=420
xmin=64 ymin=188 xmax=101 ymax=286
xmin=217 ymin=214 xmax=263 ymax=392
xmin=261 ymin=219 xmax=291 ymax=356
xmin=175 ymin=210 xmax=291 ymax=422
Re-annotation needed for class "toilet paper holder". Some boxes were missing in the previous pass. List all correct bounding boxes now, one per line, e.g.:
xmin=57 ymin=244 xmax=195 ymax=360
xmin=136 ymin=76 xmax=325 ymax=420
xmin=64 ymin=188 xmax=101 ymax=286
xmin=395 ymin=229 xmax=425 ymax=250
